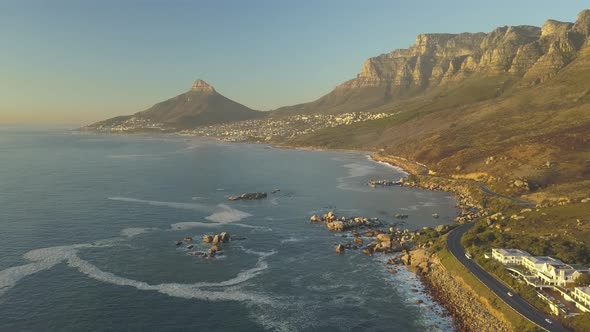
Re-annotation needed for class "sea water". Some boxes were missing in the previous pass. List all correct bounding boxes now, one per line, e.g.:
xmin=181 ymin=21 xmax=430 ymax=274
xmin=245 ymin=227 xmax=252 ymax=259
xmin=0 ymin=127 xmax=458 ymax=331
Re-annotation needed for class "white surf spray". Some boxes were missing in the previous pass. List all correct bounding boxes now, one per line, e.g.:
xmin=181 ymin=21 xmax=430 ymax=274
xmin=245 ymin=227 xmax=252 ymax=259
xmin=108 ymin=197 xmax=212 ymax=212
xmin=373 ymin=254 xmax=455 ymax=331
xmin=0 ymin=242 xmax=276 ymax=306
xmin=170 ymin=222 xmax=222 ymax=230
xmin=120 ymin=227 xmax=158 ymax=237
xmin=206 ymin=204 xmax=252 ymax=223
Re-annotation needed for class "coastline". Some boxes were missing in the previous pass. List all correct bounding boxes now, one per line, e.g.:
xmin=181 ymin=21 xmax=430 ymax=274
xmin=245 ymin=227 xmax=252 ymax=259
xmin=83 ymin=131 xmax=497 ymax=330
xmin=369 ymin=153 xmax=517 ymax=331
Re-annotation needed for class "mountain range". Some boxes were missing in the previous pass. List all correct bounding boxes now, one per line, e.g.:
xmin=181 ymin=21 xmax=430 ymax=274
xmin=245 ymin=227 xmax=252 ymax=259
xmin=85 ymin=10 xmax=590 ymax=206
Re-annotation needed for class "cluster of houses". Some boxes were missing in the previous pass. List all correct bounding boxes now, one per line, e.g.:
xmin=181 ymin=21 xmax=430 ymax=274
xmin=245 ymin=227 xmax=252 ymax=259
xmin=491 ymin=248 xmax=590 ymax=314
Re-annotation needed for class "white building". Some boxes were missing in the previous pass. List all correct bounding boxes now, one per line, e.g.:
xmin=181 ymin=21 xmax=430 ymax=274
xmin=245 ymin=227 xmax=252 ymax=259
xmin=573 ymin=287 xmax=590 ymax=312
xmin=491 ymin=248 xmax=531 ymax=265
xmin=521 ymin=256 xmax=590 ymax=287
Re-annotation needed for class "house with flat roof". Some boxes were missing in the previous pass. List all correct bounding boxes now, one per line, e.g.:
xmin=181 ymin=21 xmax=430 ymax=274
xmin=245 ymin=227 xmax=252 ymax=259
xmin=522 ymin=256 xmax=590 ymax=287
xmin=491 ymin=248 xmax=531 ymax=265
xmin=573 ymin=287 xmax=590 ymax=312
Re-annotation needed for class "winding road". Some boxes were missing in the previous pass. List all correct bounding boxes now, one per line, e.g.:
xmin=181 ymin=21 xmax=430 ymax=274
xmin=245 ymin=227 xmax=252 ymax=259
xmin=447 ymin=223 xmax=568 ymax=332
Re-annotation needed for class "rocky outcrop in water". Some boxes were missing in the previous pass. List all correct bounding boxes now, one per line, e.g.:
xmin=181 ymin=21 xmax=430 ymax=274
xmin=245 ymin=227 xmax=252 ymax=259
xmin=228 ymin=192 xmax=267 ymax=201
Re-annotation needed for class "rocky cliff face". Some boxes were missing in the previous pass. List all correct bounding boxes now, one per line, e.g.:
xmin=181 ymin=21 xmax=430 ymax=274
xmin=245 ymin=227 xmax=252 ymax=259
xmin=282 ymin=10 xmax=590 ymax=114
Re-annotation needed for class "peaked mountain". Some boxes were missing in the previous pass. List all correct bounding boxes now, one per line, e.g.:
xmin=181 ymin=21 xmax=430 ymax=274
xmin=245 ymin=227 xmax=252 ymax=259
xmin=274 ymin=9 xmax=590 ymax=115
xmin=85 ymin=80 xmax=263 ymax=131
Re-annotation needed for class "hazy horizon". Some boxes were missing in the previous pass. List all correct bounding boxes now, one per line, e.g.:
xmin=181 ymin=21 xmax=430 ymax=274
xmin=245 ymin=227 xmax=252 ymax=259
xmin=1 ymin=0 xmax=588 ymax=125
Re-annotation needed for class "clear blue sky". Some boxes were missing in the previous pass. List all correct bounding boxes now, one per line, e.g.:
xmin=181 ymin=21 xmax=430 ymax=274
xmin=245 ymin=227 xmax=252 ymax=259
xmin=1 ymin=0 xmax=587 ymax=124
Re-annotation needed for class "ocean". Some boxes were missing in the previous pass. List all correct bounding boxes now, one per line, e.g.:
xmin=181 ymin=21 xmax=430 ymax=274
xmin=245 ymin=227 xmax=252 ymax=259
xmin=0 ymin=127 xmax=458 ymax=331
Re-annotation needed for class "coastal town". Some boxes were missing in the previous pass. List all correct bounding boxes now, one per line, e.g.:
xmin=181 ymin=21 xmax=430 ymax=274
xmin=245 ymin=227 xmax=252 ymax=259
xmin=89 ymin=112 xmax=396 ymax=142
xmin=182 ymin=112 xmax=395 ymax=142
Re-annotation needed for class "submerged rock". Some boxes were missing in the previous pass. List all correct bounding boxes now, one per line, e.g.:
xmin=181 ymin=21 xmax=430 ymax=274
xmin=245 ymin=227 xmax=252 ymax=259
xmin=228 ymin=192 xmax=267 ymax=201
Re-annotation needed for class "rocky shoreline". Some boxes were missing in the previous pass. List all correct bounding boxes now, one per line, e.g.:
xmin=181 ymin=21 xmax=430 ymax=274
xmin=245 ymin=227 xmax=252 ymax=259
xmin=397 ymin=249 xmax=510 ymax=332
xmin=368 ymin=153 xmax=513 ymax=331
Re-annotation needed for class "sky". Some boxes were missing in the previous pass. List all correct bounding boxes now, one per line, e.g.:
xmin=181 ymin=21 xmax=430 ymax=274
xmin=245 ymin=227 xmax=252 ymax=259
xmin=0 ymin=1 xmax=588 ymax=124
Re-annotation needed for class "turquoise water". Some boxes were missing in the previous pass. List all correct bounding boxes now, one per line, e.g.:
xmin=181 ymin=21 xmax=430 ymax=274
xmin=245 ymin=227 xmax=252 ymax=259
xmin=0 ymin=128 xmax=458 ymax=331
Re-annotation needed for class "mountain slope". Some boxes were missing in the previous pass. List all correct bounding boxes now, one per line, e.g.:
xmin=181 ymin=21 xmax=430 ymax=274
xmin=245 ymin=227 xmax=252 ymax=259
xmin=288 ymin=10 xmax=590 ymax=204
xmin=85 ymin=80 xmax=264 ymax=131
xmin=274 ymin=10 xmax=590 ymax=116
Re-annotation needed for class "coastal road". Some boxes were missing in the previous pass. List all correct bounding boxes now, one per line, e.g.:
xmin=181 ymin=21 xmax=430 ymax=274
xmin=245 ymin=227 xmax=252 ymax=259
xmin=447 ymin=224 xmax=568 ymax=332
xmin=477 ymin=183 xmax=535 ymax=207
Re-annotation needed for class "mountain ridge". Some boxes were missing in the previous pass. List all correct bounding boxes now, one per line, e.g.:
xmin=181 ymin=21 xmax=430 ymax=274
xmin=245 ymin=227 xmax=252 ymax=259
xmin=84 ymin=80 xmax=263 ymax=131
xmin=272 ymin=9 xmax=590 ymax=116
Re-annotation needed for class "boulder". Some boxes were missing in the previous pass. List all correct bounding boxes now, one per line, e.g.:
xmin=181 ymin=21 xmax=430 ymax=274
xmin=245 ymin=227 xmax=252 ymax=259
xmin=203 ymin=235 xmax=213 ymax=243
xmin=353 ymin=237 xmax=363 ymax=245
xmin=212 ymin=234 xmax=221 ymax=244
xmin=435 ymin=224 xmax=448 ymax=233
xmin=310 ymin=215 xmax=321 ymax=222
xmin=220 ymin=232 xmax=230 ymax=243
xmin=377 ymin=241 xmax=392 ymax=251
xmin=327 ymin=221 xmax=345 ymax=232
xmin=362 ymin=247 xmax=373 ymax=255
xmin=210 ymin=245 xmax=219 ymax=252
xmin=335 ymin=244 xmax=345 ymax=254
xmin=376 ymin=234 xmax=392 ymax=242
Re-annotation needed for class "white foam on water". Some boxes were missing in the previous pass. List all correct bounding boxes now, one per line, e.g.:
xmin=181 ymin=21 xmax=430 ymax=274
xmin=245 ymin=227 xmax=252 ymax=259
xmin=120 ymin=227 xmax=158 ymax=237
xmin=342 ymin=163 xmax=376 ymax=178
xmin=107 ymin=154 xmax=161 ymax=159
xmin=170 ymin=222 xmax=221 ymax=230
xmin=1 ymin=241 xmax=276 ymax=306
xmin=67 ymin=248 xmax=275 ymax=304
xmin=373 ymin=255 xmax=454 ymax=332
xmin=280 ymin=237 xmax=303 ymax=244
xmin=0 ymin=262 xmax=57 ymax=297
xmin=108 ymin=197 xmax=212 ymax=212
xmin=0 ymin=244 xmax=95 ymax=297
xmin=233 ymin=223 xmax=272 ymax=231
xmin=269 ymin=198 xmax=279 ymax=205
xmin=336 ymin=163 xmax=376 ymax=192
xmin=206 ymin=204 xmax=252 ymax=223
